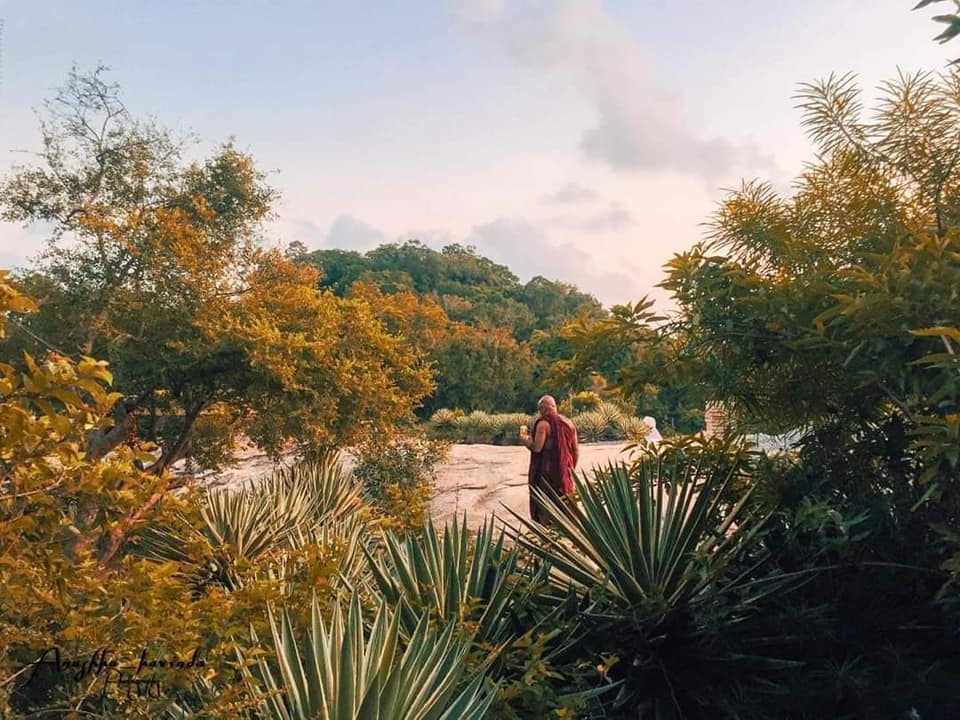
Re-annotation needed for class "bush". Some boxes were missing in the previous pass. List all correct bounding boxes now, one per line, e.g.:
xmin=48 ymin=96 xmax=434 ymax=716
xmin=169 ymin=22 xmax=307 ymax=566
xmin=427 ymin=406 xmax=653 ymax=444
xmin=351 ymin=432 xmax=450 ymax=533
xmin=569 ymin=391 xmax=602 ymax=413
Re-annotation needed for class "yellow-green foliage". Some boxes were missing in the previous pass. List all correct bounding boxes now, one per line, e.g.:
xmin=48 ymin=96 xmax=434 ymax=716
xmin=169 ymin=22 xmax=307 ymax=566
xmin=0 ymin=274 xmax=201 ymax=715
xmin=0 ymin=274 xmax=378 ymax=717
xmin=1 ymin=70 xmax=435 ymax=473
xmin=351 ymin=432 xmax=450 ymax=534
xmin=569 ymin=391 xmax=602 ymax=413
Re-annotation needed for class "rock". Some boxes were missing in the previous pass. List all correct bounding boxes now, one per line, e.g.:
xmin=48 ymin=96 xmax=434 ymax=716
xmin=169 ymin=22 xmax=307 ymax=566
xmin=428 ymin=441 xmax=631 ymax=529
xmin=184 ymin=441 xmax=633 ymax=531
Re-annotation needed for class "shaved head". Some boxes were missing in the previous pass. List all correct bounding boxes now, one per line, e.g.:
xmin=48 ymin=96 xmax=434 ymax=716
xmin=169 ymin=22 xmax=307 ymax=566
xmin=538 ymin=395 xmax=557 ymax=413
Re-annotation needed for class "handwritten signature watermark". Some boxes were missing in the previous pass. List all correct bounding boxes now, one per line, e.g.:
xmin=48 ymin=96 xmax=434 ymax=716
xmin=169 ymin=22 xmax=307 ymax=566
xmin=18 ymin=645 xmax=207 ymax=701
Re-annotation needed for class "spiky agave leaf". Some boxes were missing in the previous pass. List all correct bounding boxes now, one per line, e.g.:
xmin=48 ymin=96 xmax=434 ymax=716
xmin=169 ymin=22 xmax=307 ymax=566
xmin=366 ymin=516 xmax=524 ymax=645
xmin=135 ymin=458 xmax=365 ymax=590
xmin=614 ymin=415 xmax=649 ymax=441
xmin=594 ymin=401 xmax=626 ymax=433
xmin=572 ymin=411 xmax=606 ymax=442
xmin=280 ymin=514 xmax=372 ymax=592
xmin=429 ymin=408 xmax=459 ymax=429
xmin=505 ymin=453 xmax=761 ymax=620
xmin=268 ymin=454 xmax=364 ymax=525
xmin=247 ymin=594 xmax=496 ymax=720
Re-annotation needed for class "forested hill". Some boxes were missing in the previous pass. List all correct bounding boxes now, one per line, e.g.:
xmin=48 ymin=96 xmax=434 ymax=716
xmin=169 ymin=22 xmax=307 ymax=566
xmin=291 ymin=240 xmax=602 ymax=415
xmin=301 ymin=240 xmax=602 ymax=342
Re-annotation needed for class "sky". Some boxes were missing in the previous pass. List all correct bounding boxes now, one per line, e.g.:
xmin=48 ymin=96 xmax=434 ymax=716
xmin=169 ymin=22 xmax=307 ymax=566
xmin=0 ymin=0 xmax=950 ymax=308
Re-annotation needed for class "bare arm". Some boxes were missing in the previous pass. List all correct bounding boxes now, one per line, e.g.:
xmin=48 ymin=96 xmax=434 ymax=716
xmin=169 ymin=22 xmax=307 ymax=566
xmin=572 ymin=427 xmax=579 ymax=469
xmin=527 ymin=420 xmax=549 ymax=453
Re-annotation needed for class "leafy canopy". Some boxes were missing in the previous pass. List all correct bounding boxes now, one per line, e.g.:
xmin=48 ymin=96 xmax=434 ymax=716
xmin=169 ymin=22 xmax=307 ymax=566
xmin=1 ymin=68 xmax=433 ymax=470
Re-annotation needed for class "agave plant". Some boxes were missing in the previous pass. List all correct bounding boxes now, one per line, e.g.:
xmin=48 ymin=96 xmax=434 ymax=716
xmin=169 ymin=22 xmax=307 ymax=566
xmin=429 ymin=408 xmax=460 ymax=430
xmin=505 ymin=453 xmax=798 ymax=717
xmin=510 ymin=455 xmax=759 ymax=616
xmin=456 ymin=411 xmax=498 ymax=443
xmin=135 ymin=458 xmax=363 ymax=590
xmin=366 ymin=517 xmax=529 ymax=645
xmin=594 ymin=402 xmax=626 ymax=433
xmin=271 ymin=514 xmax=372 ymax=595
xmin=246 ymin=594 xmax=496 ymax=720
xmin=572 ymin=410 xmax=606 ymax=442
xmin=615 ymin=415 xmax=649 ymax=442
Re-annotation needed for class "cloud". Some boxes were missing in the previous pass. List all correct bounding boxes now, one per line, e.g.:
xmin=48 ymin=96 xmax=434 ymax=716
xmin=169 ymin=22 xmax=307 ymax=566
xmin=458 ymin=0 xmax=773 ymax=178
xmin=451 ymin=0 xmax=505 ymax=22
xmin=326 ymin=215 xmax=386 ymax=249
xmin=465 ymin=217 xmax=640 ymax=305
xmin=293 ymin=215 xmax=386 ymax=252
xmin=576 ymin=205 xmax=636 ymax=233
xmin=0 ymin=221 xmax=56 ymax=270
xmin=542 ymin=182 xmax=599 ymax=205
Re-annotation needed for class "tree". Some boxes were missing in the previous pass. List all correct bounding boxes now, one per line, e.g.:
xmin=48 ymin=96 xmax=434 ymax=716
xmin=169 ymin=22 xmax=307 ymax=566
xmin=346 ymin=279 xmax=450 ymax=353
xmin=548 ymin=67 xmax=960 ymax=716
xmin=305 ymin=241 xmax=609 ymax=411
xmin=424 ymin=324 xmax=537 ymax=414
xmin=667 ymin=70 xmax=960 ymax=478
xmin=0 ymin=273 xmax=188 ymax=714
xmin=1 ymin=68 xmax=433 ymax=473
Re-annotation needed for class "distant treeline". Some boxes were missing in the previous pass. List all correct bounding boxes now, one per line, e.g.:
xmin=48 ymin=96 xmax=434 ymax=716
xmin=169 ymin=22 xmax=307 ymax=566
xmin=298 ymin=240 xmax=702 ymax=432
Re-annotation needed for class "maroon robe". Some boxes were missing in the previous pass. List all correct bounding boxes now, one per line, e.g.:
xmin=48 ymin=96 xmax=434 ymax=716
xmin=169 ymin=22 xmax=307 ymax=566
xmin=527 ymin=409 xmax=578 ymax=524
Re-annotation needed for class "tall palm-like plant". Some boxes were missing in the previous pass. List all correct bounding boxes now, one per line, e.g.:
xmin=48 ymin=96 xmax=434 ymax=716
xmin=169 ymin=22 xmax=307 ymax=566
xmin=246 ymin=594 xmax=496 ymax=720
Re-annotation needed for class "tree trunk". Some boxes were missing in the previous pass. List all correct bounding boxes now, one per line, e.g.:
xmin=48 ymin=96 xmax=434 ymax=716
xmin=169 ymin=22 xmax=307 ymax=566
xmin=86 ymin=410 xmax=135 ymax=462
xmin=147 ymin=400 xmax=207 ymax=475
xmin=97 ymin=400 xmax=207 ymax=569
xmin=86 ymin=387 xmax=154 ymax=461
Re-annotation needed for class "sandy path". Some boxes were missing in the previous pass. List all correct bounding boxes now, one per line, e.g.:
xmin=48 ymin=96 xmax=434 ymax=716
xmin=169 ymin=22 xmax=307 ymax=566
xmin=428 ymin=441 xmax=631 ymax=528
xmin=183 ymin=441 xmax=633 ymax=528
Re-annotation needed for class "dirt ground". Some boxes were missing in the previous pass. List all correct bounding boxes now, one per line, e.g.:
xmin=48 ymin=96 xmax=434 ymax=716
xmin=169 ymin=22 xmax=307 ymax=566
xmin=186 ymin=441 xmax=633 ymax=528
xmin=427 ymin=441 xmax=631 ymax=529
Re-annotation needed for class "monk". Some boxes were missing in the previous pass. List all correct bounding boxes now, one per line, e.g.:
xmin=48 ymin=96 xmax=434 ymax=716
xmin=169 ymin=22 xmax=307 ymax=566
xmin=521 ymin=395 xmax=579 ymax=524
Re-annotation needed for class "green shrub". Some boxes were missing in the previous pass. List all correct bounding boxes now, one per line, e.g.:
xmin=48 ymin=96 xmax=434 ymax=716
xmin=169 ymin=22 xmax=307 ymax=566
xmin=569 ymin=391 xmax=602 ymax=413
xmin=351 ymin=432 xmax=450 ymax=533
xmin=571 ymin=410 xmax=607 ymax=441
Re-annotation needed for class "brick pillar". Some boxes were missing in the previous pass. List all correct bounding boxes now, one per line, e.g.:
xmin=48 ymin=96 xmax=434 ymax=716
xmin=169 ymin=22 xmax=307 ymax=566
xmin=704 ymin=401 xmax=730 ymax=438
